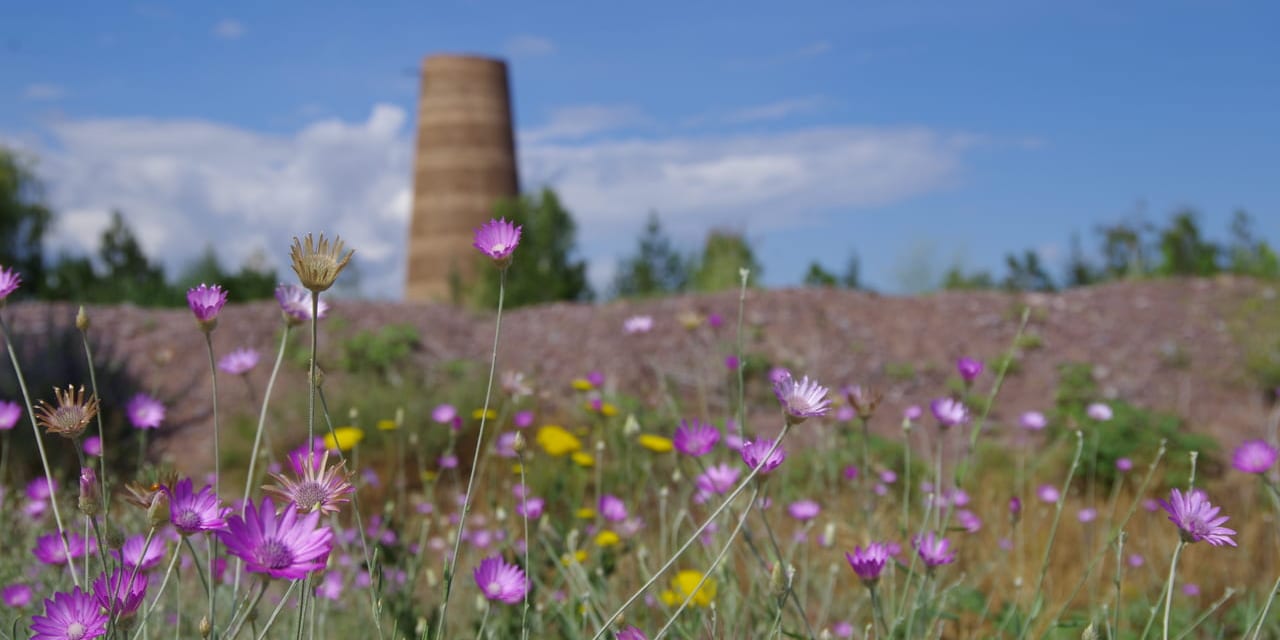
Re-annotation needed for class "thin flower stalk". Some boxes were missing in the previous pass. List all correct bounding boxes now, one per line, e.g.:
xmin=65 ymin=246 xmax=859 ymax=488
xmin=1175 ymin=587 xmax=1235 ymax=640
xmin=1248 ymin=574 xmax=1280 ymax=640
xmin=1018 ymin=430 xmax=1084 ymax=639
xmin=653 ymin=486 xmax=758 ymax=640
xmin=201 ymin=331 xmax=221 ymax=633
xmin=1156 ymin=540 xmax=1187 ymax=640
xmin=437 ymin=268 xmax=508 ymax=639
xmin=77 ymin=311 xmax=110 ymax=517
xmin=129 ymin=541 xmax=182 ymax=640
xmin=590 ymin=421 xmax=791 ymax=640
xmin=0 ymin=314 xmax=79 ymax=586
xmin=252 ymin=579 xmax=300 ymax=640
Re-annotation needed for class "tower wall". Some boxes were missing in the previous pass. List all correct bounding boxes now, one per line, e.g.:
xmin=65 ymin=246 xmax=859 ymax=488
xmin=405 ymin=54 xmax=519 ymax=302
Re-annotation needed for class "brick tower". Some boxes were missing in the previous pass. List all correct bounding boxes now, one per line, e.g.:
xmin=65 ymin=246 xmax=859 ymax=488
xmin=405 ymin=54 xmax=519 ymax=302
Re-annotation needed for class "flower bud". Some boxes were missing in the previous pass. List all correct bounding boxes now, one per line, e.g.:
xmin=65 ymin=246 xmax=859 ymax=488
xmin=75 ymin=306 xmax=90 ymax=331
xmin=148 ymin=491 xmax=170 ymax=528
xmin=200 ymin=616 xmax=213 ymax=639
xmin=78 ymin=467 xmax=100 ymax=517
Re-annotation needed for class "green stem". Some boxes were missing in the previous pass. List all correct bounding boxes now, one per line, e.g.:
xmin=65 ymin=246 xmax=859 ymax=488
xmin=1248 ymin=574 xmax=1280 ymax=640
xmin=130 ymin=544 xmax=183 ymax=640
xmin=203 ymin=333 xmax=221 ymax=637
xmin=1158 ymin=540 xmax=1187 ymax=640
xmin=1019 ymin=430 xmax=1085 ymax=639
xmin=78 ymin=322 xmax=110 ymax=517
xmin=254 ymin=580 xmax=300 ymax=640
xmin=437 ymin=268 xmax=507 ymax=639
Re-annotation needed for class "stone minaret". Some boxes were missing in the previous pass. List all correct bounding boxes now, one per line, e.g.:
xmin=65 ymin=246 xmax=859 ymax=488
xmin=405 ymin=54 xmax=519 ymax=302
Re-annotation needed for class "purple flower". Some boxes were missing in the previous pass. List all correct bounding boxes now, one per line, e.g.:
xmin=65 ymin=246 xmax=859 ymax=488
xmin=473 ymin=555 xmax=529 ymax=604
xmin=186 ymin=283 xmax=227 ymax=324
xmin=93 ymin=568 xmax=148 ymax=617
xmin=166 ymin=478 xmax=229 ymax=535
xmin=0 ymin=265 xmax=21 ymax=301
xmin=724 ymin=355 xmax=740 ymax=371
xmin=29 ymin=587 xmax=107 ymax=640
xmin=1115 ymin=458 xmax=1133 ymax=472
xmin=275 ymin=283 xmax=329 ymax=324
xmin=218 ymin=348 xmax=260 ymax=376
xmin=316 ymin=571 xmax=344 ymax=601
xmin=1086 ymin=402 xmax=1113 ymax=421
xmin=1232 ymin=439 xmax=1278 ymax=474
xmin=1183 ymin=582 xmax=1201 ymax=596
xmin=1078 ymin=507 xmax=1098 ymax=523
xmin=438 ymin=454 xmax=458 ymax=469
xmin=843 ymin=465 xmax=859 ymax=481
xmin=787 ymin=499 xmax=820 ymax=521
xmin=771 ymin=370 xmax=831 ymax=422
xmin=930 ymin=398 xmax=969 ymax=428
xmin=586 ymin=370 xmax=605 ymax=387
xmin=34 ymin=532 xmax=95 ymax=565
xmin=740 ymin=438 xmax=786 ymax=474
xmin=1128 ymin=553 xmax=1144 ymax=567
xmin=845 ymin=542 xmax=890 ymax=583
xmin=513 ymin=410 xmax=534 ymax=429
xmin=1159 ymin=488 xmax=1236 ymax=546
xmin=600 ymin=494 xmax=628 ymax=522
xmin=495 ymin=432 xmax=519 ymax=458
xmin=957 ymin=510 xmax=982 ymax=533
xmin=114 ymin=534 xmax=165 ymax=572
xmin=695 ymin=464 xmax=740 ymax=502
xmin=473 ymin=218 xmax=522 ymax=264
xmin=673 ymin=419 xmax=720 ymax=457
xmin=3 ymin=582 xmax=32 ymax=607
xmin=1037 ymin=484 xmax=1060 ymax=504
xmin=623 ymin=315 xmax=653 ymax=334
xmin=616 ymin=626 xmax=649 ymax=640
xmin=0 ymin=400 xmax=21 ymax=430
xmin=432 ymin=404 xmax=457 ymax=425
xmin=914 ymin=532 xmax=956 ymax=568
xmin=126 ymin=393 xmax=165 ymax=430
xmin=220 ymin=498 xmax=334 ymax=580
xmin=1019 ymin=411 xmax=1047 ymax=431
xmin=516 ymin=497 xmax=545 ymax=519
xmin=836 ymin=405 xmax=856 ymax=422
xmin=263 ymin=449 xmax=355 ymax=515
xmin=832 ymin=621 xmax=854 ymax=638
xmin=956 ymin=357 xmax=984 ymax=382
xmin=1009 ymin=497 xmax=1023 ymax=520
xmin=82 ymin=436 xmax=101 ymax=457
xmin=903 ymin=405 xmax=923 ymax=421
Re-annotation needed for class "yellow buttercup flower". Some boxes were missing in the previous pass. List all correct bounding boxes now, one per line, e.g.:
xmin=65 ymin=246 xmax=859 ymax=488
xmin=595 ymin=530 xmax=621 ymax=548
xmin=638 ymin=434 xmax=674 ymax=453
xmin=536 ymin=425 xmax=582 ymax=457
xmin=660 ymin=570 xmax=717 ymax=608
xmin=376 ymin=419 xmax=398 ymax=431
xmin=472 ymin=408 xmax=498 ymax=420
xmin=576 ymin=507 xmax=596 ymax=519
xmin=324 ymin=426 xmax=365 ymax=452
xmin=571 ymin=451 xmax=595 ymax=468
xmin=571 ymin=378 xmax=594 ymax=391
xmin=511 ymin=463 xmax=524 ymax=474
xmin=561 ymin=550 xmax=588 ymax=566
xmin=600 ymin=402 xmax=619 ymax=417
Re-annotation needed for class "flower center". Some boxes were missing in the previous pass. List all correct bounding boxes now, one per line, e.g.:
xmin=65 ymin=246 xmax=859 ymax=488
xmin=295 ymin=482 xmax=327 ymax=512
xmin=174 ymin=509 xmax=202 ymax=532
xmin=490 ymin=242 xmax=508 ymax=254
xmin=255 ymin=538 xmax=295 ymax=569
xmin=66 ymin=622 xmax=87 ymax=640
xmin=487 ymin=580 xmax=503 ymax=597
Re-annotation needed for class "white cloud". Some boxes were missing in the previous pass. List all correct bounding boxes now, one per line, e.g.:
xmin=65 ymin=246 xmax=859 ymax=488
xmin=504 ymin=35 xmax=556 ymax=57
xmin=796 ymin=41 xmax=832 ymax=57
xmin=23 ymin=83 xmax=67 ymax=101
xmin=723 ymin=97 xmax=827 ymax=124
xmin=212 ymin=19 xmax=246 ymax=40
xmin=13 ymin=104 xmax=974 ymax=299
xmin=518 ymin=105 xmax=648 ymax=144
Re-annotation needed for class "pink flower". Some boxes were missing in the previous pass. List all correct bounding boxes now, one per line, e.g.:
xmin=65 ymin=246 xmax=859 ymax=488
xmin=1159 ymin=488 xmax=1236 ymax=546
xmin=695 ymin=464 xmax=740 ymax=502
xmin=218 ymin=348 xmax=260 ymax=376
xmin=914 ymin=532 xmax=955 ymax=567
xmin=29 ymin=587 xmax=107 ymax=640
xmin=275 ymin=283 xmax=329 ymax=323
xmin=513 ymin=410 xmax=534 ymax=428
xmin=956 ymin=357 xmax=983 ymax=382
xmin=516 ymin=497 xmax=544 ymax=519
xmin=623 ymin=315 xmax=653 ymax=334
xmin=740 ymin=438 xmax=785 ymax=474
xmin=0 ymin=400 xmax=21 ymax=430
xmin=1232 ymin=439 xmax=1278 ymax=474
xmin=673 ymin=419 xmax=720 ymax=457
xmin=0 ymin=266 xmax=21 ymax=301
xmin=165 ymin=478 xmax=230 ymax=535
xmin=186 ymin=283 xmax=227 ymax=324
xmin=1019 ymin=411 xmax=1047 ymax=430
xmin=787 ymin=499 xmax=820 ymax=521
xmin=126 ymin=393 xmax=165 ymax=430
xmin=472 ymin=556 xmax=529 ymax=604
xmin=219 ymin=498 xmax=334 ymax=580
xmin=930 ymin=398 xmax=969 ymax=428
xmin=599 ymin=494 xmax=628 ymax=522
xmin=1078 ymin=507 xmax=1098 ymax=523
xmin=473 ymin=218 xmax=522 ymax=264
xmin=1086 ymin=402 xmax=1113 ymax=421
xmin=1037 ymin=484 xmax=1060 ymax=504
xmin=845 ymin=542 xmax=890 ymax=583
xmin=771 ymin=370 xmax=831 ymax=422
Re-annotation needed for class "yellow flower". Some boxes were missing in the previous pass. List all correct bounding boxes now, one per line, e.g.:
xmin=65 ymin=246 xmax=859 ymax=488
xmin=575 ymin=507 xmax=596 ymax=519
xmin=324 ymin=426 xmax=365 ymax=452
xmin=677 ymin=311 xmax=704 ymax=329
xmin=600 ymin=403 xmax=619 ymax=417
xmin=571 ymin=378 xmax=594 ymax=391
xmin=595 ymin=530 xmax=621 ymax=548
xmin=471 ymin=408 xmax=498 ymax=420
xmin=536 ymin=425 xmax=582 ymax=457
xmin=660 ymin=570 xmax=717 ymax=608
xmin=511 ymin=463 xmax=524 ymax=474
xmin=561 ymin=550 xmax=588 ymax=566
xmin=638 ymin=434 xmax=674 ymax=453
xmin=420 ymin=470 xmax=438 ymax=482
xmin=376 ymin=419 xmax=398 ymax=431
xmin=571 ymin=452 xmax=595 ymax=468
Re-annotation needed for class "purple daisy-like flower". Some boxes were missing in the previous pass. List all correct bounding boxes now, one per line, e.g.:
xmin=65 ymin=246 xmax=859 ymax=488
xmin=1115 ymin=457 xmax=1133 ymax=472
xmin=1037 ymin=484 xmax=1060 ymax=503
xmin=219 ymin=497 xmax=334 ymax=580
xmin=845 ymin=542 xmax=890 ymax=583
xmin=516 ymin=497 xmax=545 ymax=519
xmin=82 ymin=436 xmax=101 ymax=457
xmin=218 ymin=348 xmax=260 ymax=376
xmin=956 ymin=357 xmax=984 ymax=382
xmin=1078 ymin=507 xmax=1098 ymax=523
xmin=186 ymin=283 xmax=227 ymax=324
xmin=27 ymin=476 xmax=56 ymax=501
xmin=3 ymin=582 xmax=32 ymax=607
xmin=1159 ymin=488 xmax=1237 ymax=546
xmin=165 ymin=478 xmax=230 ymax=536
xmin=673 ymin=419 xmax=720 ymax=457
xmin=616 ymin=626 xmax=649 ymax=640
xmin=1232 ymin=439 xmax=1278 ymax=474
xmin=0 ymin=266 xmax=21 ymax=301
xmin=473 ymin=218 xmax=522 ymax=264
xmin=957 ymin=510 xmax=982 ymax=533
xmin=903 ymin=405 xmax=923 ymax=421
xmin=34 ymin=532 xmax=95 ymax=565
xmin=126 ymin=393 xmax=165 ymax=430
xmin=113 ymin=534 xmax=165 ymax=572
xmin=930 ymin=398 xmax=970 ymax=428
xmin=29 ymin=586 xmax=107 ymax=640
xmin=740 ymin=438 xmax=786 ymax=474
xmin=600 ymin=494 xmax=628 ymax=522
xmin=623 ymin=315 xmax=653 ymax=334
xmin=473 ymin=555 xmax=529 ymax=604
xmin=771 ymin=370 xmax=831 ymax=422
xmin=275 ymin=283 xmax=329 ymax=324
xmin=0 ymin=399 xmax=21 ymax=430
xmin=695 ymin=463 xmax=741 ymax=502
xmin=1019 ymin=411 xmax=1047 ymax=431
xmin=914 ymin=532 xmax=956 ymax=568
xmin=432 ymin=404 xmax=457 ymax=425
xmin=1086 ymin=402 xmax=1113 ymax=421
xmin=788 ymin=499 xmax=821 ymax=521
xmin=92 ymin=568 xmax=148 ymax=618
xmin=263 ymin=449 xmax=354 ymax=515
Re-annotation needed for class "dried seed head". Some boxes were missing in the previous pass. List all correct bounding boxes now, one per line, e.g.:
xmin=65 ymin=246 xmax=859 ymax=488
xmin=290 ymin=233 xmax=354 ymax=293
xmin=75 ymin=305 xmax=90 ymax=331
xmin=35 ymin=386 xmax=99 ymax=439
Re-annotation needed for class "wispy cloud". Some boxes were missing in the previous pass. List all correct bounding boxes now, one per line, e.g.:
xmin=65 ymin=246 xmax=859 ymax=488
xmin=22 ymin=83 xmax=67 ymax=101
xmin=723 ymin=97 xmax=828 ymax=124
xmin=795 ymin=40 xmax=832 ymax=57
xmin=504 ymin=35 xmax=556 ymax=57
xmin=212 ymin=19 xmax=246 ymax=40
xmin=518 ymin=104 xmax=649 ymax=144
xmin=13 ymin=104 xmax=976 ymax=299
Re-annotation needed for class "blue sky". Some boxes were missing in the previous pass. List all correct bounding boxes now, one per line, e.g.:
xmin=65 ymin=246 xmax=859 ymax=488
xmin=2 ymin=1 xmax=1277 ymax=297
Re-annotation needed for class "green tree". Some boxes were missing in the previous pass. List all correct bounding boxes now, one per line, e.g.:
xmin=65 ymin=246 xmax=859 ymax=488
xmin=177 ymin=245 xmax=277 ymax=301
xmin=1226 ymin=210 xmax=1279 ymax=279
xmin=0 ymin=147 xmax=54 ymax=296
xmin=611 ymin=212 xmax=689 ymax=298
xmin=841 ymin=252 xmax=863 ymax=289
xmin=1064 ymin=233 xmax=1098 ymax=287
xmin=469 ymin=188 xmax=592 ymax=307
xmin=941 ymin=265 xmax=995 ymax=291
xmin=1098 ymin=218 xmax=1154 ymax=279
xmin=689 ymin=229 xmax=762 ymax=292
xmin=1002 ymin=250 xmax=1056 ymax=292
xmin=802 ymin=261 xmax=838 ymax=287
xmin=96 ymin=210 xmax=170 ymax=305
xmin=1155 ymin=210 xmax=1219 ymax=276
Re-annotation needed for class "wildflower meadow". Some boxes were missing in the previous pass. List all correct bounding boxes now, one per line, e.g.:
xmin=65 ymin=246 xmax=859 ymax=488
xmin=1 ymin=222 xmax=1278 ymax=640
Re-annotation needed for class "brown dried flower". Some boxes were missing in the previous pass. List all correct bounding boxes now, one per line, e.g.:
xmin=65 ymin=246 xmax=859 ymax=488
xmin=290 ymin=233 xmax=354 ymax=293
xmin=34 ymin=386 xmax=99 ymax=439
